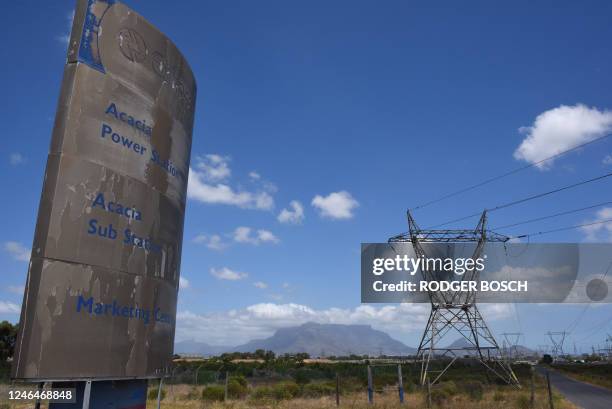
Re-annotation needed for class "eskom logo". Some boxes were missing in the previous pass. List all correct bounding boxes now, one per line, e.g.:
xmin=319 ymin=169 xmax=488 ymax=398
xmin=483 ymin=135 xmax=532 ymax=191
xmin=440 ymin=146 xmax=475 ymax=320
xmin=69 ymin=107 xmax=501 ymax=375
xmin=117 ymin=28 xmax=148 ymax=63
xmin=115 ymin=27 xmax=194 ymax=128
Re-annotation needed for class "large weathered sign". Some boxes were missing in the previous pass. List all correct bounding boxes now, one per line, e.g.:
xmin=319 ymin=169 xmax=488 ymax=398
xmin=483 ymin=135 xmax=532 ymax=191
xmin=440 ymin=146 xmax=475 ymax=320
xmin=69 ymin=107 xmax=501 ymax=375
xmin=12 ymin=0 xmax=196 ymax=379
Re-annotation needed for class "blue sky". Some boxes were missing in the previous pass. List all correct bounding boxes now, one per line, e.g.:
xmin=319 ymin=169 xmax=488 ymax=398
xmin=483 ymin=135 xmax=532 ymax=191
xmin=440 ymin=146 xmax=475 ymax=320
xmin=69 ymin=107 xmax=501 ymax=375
xmin=1 ymin=0 xmax=612 ymax=353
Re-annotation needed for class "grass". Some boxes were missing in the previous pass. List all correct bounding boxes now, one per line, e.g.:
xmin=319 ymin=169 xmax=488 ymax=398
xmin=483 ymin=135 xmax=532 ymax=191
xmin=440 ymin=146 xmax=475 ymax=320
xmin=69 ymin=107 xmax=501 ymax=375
xmin=0 ymin=363 xmax=585 ymax=409
xmin=551 ymin=363 xmax=612 ymax=390
xmin=144 ymin=379 xmax=578 ymax=409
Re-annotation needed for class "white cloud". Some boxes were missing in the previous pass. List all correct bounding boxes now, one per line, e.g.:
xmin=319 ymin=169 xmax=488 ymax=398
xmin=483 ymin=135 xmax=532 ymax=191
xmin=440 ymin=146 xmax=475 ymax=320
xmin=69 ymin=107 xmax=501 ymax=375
xmin=188 ymin=168 xmax=274 ymax=210
xmin=256 ymin=230 xmax=279 ymax=244
xmin=249 ymin=171 xmax=261 ymax=180
xmin=175 ymin=303 xmax=429 ymax=345
xmin=514 ymin=104 xmax=612 ymax=169
xmin=210 ymin=267 xmax=248 ymax=281
xmin=4 ymin=242 xmax=30 ymax=262
xmin=194 ymin=154 xmax=231 ymax=182
xmin=0 ymin=301 xmax=20 ymax=314
xmin=179 ymin=277 xmax=190 ymax=290
xmin=603 ymin=155 xmax=612 ymax=166
xmin=56 ymin=11 xmax=74 ymax=45
xmin=312 ymin=191 xmax=359 ymax=219
xmin=581 ymin=207 xmax=612 ymax=241
xmin=253 ymin=281 xmax=268 ymax=289
xmin=9 ymin=153 xmax=24 ymax=166
xmin=278 ymin=201 xmax=305 ymax=224
xmin=193 ymin=234 xmax=226 ymax=250
xmin=175 ymin=302 xmax=510 ymax=346
xmin=233 ymin=227 xmax=279 ymax=245
xmin=7 ymin=285 xmax=24 ymax=295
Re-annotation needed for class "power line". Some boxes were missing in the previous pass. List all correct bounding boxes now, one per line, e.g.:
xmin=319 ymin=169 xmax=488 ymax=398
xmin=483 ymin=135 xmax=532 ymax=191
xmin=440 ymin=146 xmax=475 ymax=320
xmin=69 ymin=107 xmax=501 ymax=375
xmin=412 ymin=132 xmax=612 ymax=211
xmin=512 ymin=218 xmax=612 ymax=239
xmin=429 ymin=170 xmax=612 ymax=228
xmin=564 ymin=261 xmax=612 ymax=335
xmin=493 ymin=200 xmax=612 ymax=230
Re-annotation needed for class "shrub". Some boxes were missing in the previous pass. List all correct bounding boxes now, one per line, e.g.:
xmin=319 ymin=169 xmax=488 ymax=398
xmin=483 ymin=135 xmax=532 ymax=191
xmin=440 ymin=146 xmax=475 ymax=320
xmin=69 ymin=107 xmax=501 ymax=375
xmin=201 ymin=385 xmax=225 ymax=401
xmin=229 ymin=375 xmax=248 ymax=388
xmin=227 ymin=379 xmax=248 ymax=399
xmin=250 ymin=385 xmax=274 ymax=401
xmin=302 ymin=382 xmax=336 ymax=398
xmin=147 ymin=387 xmax=166 ymax=401
xmin=273 ymin=381 xmax=300 ymax=400
xmin=440 ymin=381 xmax=458 ymax=396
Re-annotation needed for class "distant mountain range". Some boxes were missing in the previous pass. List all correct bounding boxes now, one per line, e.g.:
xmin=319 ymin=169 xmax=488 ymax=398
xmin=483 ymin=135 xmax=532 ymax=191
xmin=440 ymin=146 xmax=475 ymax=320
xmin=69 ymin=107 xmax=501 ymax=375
xmin=175 ymin=322 xmax=536 ymax=358
xmin=173 ymin=339 xmax=228 ymax=356
xmin=445 ymin=337 xmax=536 ymax=356
xmin=175 ymin=322 xmax=416 ymax=357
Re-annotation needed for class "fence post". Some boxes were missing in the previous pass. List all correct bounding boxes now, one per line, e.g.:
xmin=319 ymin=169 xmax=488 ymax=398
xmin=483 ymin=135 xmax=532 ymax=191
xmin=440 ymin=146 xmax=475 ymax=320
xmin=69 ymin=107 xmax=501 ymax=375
xmin=83 ymin=380 xmax=92 ymax=409
xmin=194 ymin=364 xmax=203 ymax=386
xmin=546 ymin=370 xmax=554 ymax=409
xmin=169 ymin=367 xmax=177 ymax=400
xmin=156 ymin=379 xmax=163 ymax=409
xmin=367 ymin=365 xmax=373 ymax=404
xmin=530 ymin=366 xmax=535 ymax=409
xmin=336 ymin=372 xmax=340 ymax=406
xmin=397 ymin=364 xmax=404 ymax=404
xmin=34 ymin=382 xmax=43 ymax=409
xmin=224 ymin=371 xmax=229 ymax=402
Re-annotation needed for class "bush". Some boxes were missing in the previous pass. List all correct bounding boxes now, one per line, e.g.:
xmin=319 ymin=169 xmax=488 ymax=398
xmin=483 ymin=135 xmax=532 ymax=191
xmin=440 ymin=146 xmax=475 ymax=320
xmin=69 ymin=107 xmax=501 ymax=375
xmin=147 ymin=387 xmax=166 ymax=401
xmin=227 ymin=379 xmax=248 ymax=398
xmin=302 ymin=382 xmax=336 ymax=398
xmin=230 ymin=375 xmax=248 ymax=387
xmin=273 ymin=381 xmax=300 ymax=400
xmin=463 ymin=381 xmax=483 ymax=401
xmin=439 ymin=381 xmax=458 ymax=396
xmin=250 ymin=385 xmax=274 ymax=401
xmin=202 ymin=385 xmax=225 ymax=401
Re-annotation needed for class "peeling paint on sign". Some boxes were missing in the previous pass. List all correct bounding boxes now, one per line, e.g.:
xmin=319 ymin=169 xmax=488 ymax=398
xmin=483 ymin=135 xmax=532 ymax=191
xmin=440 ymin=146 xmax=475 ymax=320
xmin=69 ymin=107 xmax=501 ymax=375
xmin=12 ymin=0 xmax=196 ymax=380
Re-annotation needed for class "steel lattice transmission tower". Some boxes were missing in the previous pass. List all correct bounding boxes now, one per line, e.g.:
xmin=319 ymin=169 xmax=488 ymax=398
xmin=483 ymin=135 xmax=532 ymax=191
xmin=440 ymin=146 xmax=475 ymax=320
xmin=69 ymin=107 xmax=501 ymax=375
xmin=502 ymin=332 xmax=524 ymax=361
xmin=388 ymin=210 xmax=520 ymax=386
xmin=546 ymin=331 xmax=568 ymax=358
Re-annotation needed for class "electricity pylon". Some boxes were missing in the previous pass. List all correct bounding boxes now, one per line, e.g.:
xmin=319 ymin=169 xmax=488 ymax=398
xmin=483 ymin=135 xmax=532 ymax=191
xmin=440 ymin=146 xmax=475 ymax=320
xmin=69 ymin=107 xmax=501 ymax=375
xmin=389 ymin=210 xmax=520 ymax=386
xmin=546 ymin=331 xmax=568 ymax=358
xmin=502 ymin=333 xmax=523 ymax=361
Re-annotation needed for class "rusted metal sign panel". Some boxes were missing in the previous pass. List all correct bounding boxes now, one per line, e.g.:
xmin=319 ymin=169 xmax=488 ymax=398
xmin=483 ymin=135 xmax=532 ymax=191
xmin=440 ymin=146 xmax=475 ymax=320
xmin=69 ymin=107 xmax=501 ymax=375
xmin=12 ymin=0 xmax=196 ymax=380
